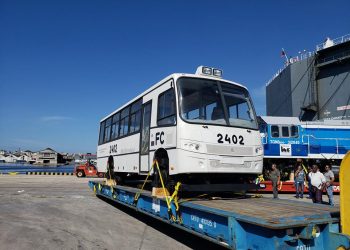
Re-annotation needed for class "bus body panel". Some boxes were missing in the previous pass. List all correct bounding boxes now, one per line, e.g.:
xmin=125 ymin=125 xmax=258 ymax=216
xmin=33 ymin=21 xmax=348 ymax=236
xmin=149 ymin=126 xmax=177 ymax=151
xmin=175 ymin=120 xmax=263 ymax=175
xmin=97 ymin=133 xmax=140 ymax=173
xmin=175 ymin=149 xmax=263 ymax=174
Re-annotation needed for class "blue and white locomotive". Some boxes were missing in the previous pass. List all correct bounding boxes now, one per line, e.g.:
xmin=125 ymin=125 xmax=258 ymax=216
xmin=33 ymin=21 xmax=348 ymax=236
xmin=259 ymin=116 xmax=350 ymax=165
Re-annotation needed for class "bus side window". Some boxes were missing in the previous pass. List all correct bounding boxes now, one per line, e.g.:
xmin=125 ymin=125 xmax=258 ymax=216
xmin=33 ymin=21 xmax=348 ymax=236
xmin=130 ymin=99 xmax=142 ymax=133
xmin=271 ymin=125 xmax=279 ymax=138
xmin=282 ymin=126 xmax=289 ymax=137
xmin=111 ymin=112 xmax=120 ymax=140
xmin=157 ymin=88 xmax=176 ymax=126
xmin=98 ymin=121 xmax=105 ymax=145
xmin=104 ymin=117 xmax=112 ymax=142
xmin=290 ymin=125 xmax=299 ymax=138
xmin=119 ymin=106 xmax=130 ymax=137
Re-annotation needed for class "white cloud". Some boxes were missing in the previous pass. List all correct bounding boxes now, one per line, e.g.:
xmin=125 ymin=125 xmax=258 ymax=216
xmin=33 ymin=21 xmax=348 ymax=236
xmin=40 ymin=116 xmax=73 ymax=122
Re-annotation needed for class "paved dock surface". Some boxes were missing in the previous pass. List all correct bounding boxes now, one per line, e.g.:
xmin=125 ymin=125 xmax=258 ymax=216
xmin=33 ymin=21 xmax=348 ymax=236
xmin=0 ymin=176 xmax=339 ymax=250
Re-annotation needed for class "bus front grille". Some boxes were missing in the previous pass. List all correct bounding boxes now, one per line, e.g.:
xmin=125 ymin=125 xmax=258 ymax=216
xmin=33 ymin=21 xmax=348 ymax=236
xmin=206 ymin=145 xmax=254 ymax=156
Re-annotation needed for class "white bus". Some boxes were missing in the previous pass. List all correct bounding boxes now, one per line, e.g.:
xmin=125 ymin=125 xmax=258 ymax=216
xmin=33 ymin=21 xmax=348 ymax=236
xmin=97 ymin=66 xmax=263 ymax=187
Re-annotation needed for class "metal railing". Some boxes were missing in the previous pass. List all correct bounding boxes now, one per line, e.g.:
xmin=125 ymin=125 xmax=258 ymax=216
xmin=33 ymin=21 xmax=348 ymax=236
xmin=266 ymin=33 xmax=350 ymax=86
xmin=301 ymin=134 xmax=350 ymax=159
xmin=266 ymin=51 xmax=315 ymax=86
xmin=266 ymin=65 xmax=288 ymax=86
xmin=316 ymin=34 xmax=350 ymax=51
xmin=317 ymin=49 xmax=350 ymax=64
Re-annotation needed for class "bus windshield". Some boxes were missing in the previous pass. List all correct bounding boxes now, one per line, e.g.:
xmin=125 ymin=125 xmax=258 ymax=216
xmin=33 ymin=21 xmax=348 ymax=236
xmin=177 ymin=77 xmax=258 ymax=130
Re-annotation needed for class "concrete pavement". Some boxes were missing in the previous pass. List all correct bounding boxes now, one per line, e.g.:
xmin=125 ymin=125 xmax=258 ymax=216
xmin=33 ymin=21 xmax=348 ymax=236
xmin=0 ymin=175 xmax=222 ymax=250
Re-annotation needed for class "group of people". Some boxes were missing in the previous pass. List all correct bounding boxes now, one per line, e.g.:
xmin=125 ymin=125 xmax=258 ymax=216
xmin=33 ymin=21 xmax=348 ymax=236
xmin=268 ymin=161 xmax=335 ymax=206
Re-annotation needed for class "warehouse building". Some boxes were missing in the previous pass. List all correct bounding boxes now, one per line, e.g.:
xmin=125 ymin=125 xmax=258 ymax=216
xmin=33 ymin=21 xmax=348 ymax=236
xmin=35 ymin=148 xmax=59 ymax=164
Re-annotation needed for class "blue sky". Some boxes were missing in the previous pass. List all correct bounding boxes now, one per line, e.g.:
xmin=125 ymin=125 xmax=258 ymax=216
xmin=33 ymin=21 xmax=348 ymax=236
xmin=1 ymin=0 xmax=349 ymax=153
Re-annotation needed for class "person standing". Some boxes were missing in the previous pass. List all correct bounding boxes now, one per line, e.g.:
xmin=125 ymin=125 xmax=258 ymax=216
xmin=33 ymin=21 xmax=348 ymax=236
xmin=324 ymin=165 xmax=335 ymax=206
xmin=309 ymin=164 xmax=326 ymax=204
xmin=269 ymin=163 xmax=281 ymax=199
xmin=306 ymin=165 xmax=313 ymax=199
xmin=294 ymin=165 xmax=306 ymax=198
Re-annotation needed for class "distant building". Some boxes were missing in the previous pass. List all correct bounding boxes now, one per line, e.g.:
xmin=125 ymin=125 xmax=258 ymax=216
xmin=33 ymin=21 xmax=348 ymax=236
xmin=266 ymin=34 xmax=350 ymax=121
xmin=0 ymin=148 xmax=91 ymax=165
xmin=0 ymin=153 xmax=6 ymax=162
xmin=18 ymin=150 xmax=35 ymax=163
xmin=61 ymin=153 xmax=74 ymax=163
xmin=1 ymin=154 xmax=19 ymax=163
xmin=35 ymin=148 xmax=59 ymax=164
xmin=24 ymin=150 xmax=35 ymax=161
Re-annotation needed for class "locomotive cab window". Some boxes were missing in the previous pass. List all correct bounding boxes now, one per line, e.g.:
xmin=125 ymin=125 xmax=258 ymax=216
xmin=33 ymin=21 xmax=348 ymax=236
xmin=290 ymin=125 xmax=299 ymax=138
xmin=259 ymin=124 xmax=267 ymax=134
xmin=282 ymin=126 xmax=289 ymax=137
xmin=271 ymin=125 xmax=279 ymax=138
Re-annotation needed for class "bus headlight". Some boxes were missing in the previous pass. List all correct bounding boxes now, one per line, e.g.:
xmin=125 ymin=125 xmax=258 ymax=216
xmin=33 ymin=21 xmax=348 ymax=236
xmin=255 ymin=146 xmax=263 ymax=154
xmin=183 ymin=141 xmax=201 ymax=152
xmin=189 ymin=143 xmax=200 ymax=151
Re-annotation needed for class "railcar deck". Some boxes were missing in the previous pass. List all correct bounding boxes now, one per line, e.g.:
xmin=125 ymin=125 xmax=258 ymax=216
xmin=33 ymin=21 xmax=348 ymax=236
xmin=118 ymin=184 xmax=339 ymax=229
xmin=190 ymin=198 xmax=339 ymax=229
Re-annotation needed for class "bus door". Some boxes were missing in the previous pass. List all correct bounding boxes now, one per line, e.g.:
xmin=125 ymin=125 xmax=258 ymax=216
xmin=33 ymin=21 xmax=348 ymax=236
xmin=140 ymin=101 xmax=152 ymax=173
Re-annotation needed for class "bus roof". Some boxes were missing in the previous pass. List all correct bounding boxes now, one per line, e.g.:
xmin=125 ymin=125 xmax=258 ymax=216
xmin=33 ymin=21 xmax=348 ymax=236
xmin=100 ymin=73 xmax=247 ymax=122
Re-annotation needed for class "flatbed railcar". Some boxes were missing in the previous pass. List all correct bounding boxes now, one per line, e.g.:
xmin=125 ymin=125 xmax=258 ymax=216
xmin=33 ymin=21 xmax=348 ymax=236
xmin=89 ymin=180 xmax=350 ymax=250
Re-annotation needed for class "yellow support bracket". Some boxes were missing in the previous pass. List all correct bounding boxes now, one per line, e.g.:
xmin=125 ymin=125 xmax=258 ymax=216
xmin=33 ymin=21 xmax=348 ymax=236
xmin=340 ymin=151 xmax=350 ymax=235
xmin=153 ymin=160 xmax=172 ymax=211
xmin=134 ymin=161 xmax=155 ymax=202
xmin=133 ymin=160 xmax=182 ymax=223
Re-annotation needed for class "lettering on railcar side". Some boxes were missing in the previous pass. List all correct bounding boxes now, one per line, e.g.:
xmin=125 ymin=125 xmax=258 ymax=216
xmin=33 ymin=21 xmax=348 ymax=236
xmin=296 ymin=245 xmax=311 ymax=250
xmin=190 ymin=215 xmax=217 ymax=228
